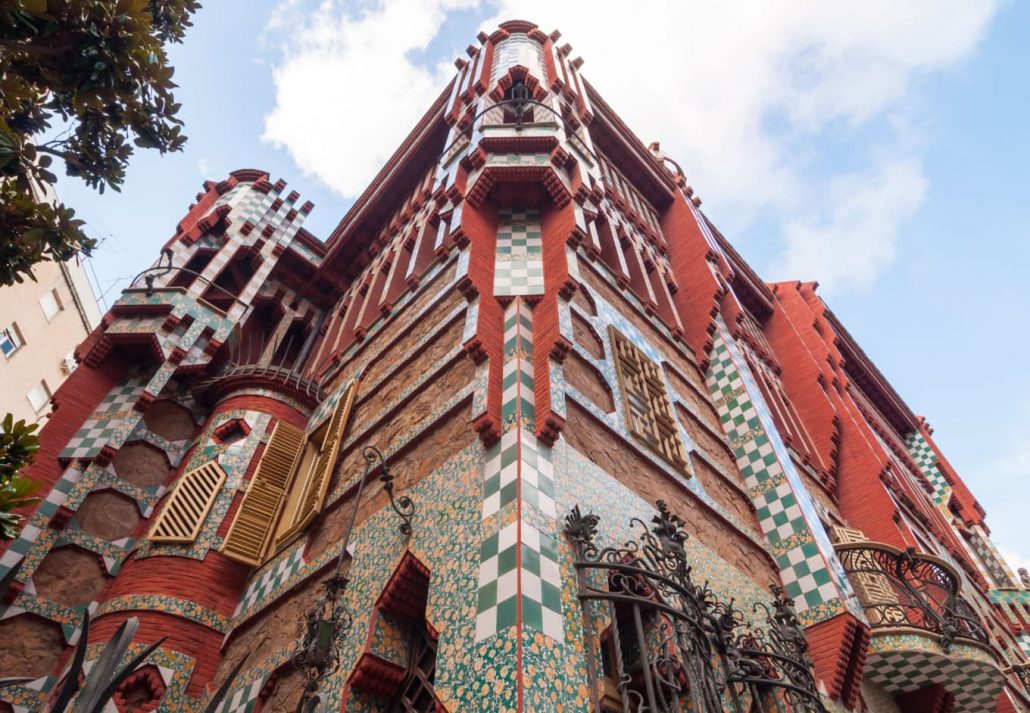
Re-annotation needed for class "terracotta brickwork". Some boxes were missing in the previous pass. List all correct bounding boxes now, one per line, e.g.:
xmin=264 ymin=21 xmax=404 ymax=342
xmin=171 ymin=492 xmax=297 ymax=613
xmin=2 ymin=19 xmax=1026 ymax=713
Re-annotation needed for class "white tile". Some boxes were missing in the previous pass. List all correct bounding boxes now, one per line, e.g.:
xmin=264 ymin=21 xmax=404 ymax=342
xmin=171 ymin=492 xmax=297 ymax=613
xmin=478 ymin=557 xmax=498 ymax=586
xmin=496 ymin=570 xmax=518 ymax=602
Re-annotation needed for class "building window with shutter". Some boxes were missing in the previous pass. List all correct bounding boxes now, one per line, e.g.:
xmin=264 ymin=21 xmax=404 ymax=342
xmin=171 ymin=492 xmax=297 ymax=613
xmin=608 ymin=327 xmax=688 ymax=473
xmin=149 ymin=461 xmax=228 ymax=543
xmin=39 ymin=288 xmax=64 ymax=321
xmin=221 ymin=381 xmax=358 ymax=566
xmin=1 ymin=322 xmax=24 ymax=358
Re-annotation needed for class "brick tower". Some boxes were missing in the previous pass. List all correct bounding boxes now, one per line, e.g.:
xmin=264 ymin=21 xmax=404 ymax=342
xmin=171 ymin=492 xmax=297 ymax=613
xmin=2 ymin=19 xmax=1028 ymax=713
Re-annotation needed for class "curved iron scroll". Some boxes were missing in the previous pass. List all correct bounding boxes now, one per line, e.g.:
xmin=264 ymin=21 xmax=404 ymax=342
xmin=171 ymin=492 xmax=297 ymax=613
xmin=834 ymin=543 xmax=988 ymax=650
xmin=565 ymin=501 xmax=826 ymax=713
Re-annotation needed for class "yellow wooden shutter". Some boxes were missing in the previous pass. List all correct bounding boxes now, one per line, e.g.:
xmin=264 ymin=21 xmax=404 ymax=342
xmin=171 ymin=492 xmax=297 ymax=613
xmin=221 ymin=421 xmax=305 ymax=565
xmin=149 ymin=461 xmax=227 ymax=543
xmin=275 ymin=382 xmax=357 ymax=545
xmin=609 ymin=327 xmax=689 ymax=473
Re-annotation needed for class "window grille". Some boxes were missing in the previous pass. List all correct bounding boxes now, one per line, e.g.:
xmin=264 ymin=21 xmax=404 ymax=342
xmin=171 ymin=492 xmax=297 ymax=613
xmin=149 ymin=461 xmax=227 ymax=543
xmin=608 ymin=327 xmax=688 ymax=473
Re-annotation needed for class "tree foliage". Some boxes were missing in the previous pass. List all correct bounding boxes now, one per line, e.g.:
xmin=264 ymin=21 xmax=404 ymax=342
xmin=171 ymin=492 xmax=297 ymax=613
xmin=0 ymin=0 xmax=201 ymax=285
xmin=0 ymin=413 xmax=41 ymax=539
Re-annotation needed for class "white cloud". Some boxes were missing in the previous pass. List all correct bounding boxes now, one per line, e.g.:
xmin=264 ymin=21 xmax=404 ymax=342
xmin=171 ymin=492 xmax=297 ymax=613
xmin=263 ymin=0 xmax=1000 ymax=290
xmin=262 ymin=0 xmax=477 ymax=197
xmin=769 ymin=159 xmax=927 ymax=290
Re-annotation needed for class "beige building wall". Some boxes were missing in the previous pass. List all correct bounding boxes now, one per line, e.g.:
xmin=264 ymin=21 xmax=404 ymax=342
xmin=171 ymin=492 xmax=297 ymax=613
xmin=0 ymin=256 xmax=103 ymax=424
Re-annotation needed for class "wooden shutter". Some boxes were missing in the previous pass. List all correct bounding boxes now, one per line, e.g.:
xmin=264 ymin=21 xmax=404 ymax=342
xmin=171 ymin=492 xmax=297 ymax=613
xmin=275 ymin=382 xmax=357 ymax=545
xmin=149 ymin=462 xmax=227 ymax=543
xmin=222 ymin=421 xmax=305 ymax=565
xmin=609 ymin=327 xmax=688 ymax=473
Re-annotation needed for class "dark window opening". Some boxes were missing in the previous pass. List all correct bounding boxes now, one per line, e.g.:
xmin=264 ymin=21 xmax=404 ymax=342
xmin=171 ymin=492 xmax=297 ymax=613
xmin=270 ymin=319 xmax=309 ymax=372
xmin=237 ymin=301 xmax=284 ymax=365
xmin=169 ymin=249 xmax=216 ymax=290
xmin=201 ymin=248 xmax=263 ymax=312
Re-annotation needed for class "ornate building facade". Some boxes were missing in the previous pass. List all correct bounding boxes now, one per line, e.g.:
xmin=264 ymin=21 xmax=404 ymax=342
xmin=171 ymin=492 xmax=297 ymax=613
xmin=2 ymin=20 xmax=1029 ymax=713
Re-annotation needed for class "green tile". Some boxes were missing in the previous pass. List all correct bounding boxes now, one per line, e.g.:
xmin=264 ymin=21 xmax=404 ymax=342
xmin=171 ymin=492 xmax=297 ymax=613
xmin=497 ymin=596 xmax=517 ymax=630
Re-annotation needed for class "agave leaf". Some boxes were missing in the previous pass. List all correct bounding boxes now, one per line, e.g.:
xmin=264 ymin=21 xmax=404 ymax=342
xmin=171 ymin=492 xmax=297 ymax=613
xmin=70 ymin=616 xmax=139 ymax=712
xmin=50 ymin=610 xmax=91 ymax=713
xmin=89 ymin=636 xmax=167 ymax=713
xmin=0 ymin=677 xmax=33 ymax=687
xmin=202 ymin=653 xmax=250 ymax=713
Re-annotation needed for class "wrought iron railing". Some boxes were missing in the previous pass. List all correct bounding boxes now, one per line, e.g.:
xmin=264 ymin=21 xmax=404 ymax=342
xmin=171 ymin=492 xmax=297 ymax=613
xmin=565 ymin=501 xmax=826 ymax=713
xmin=1011 ymin=663 xmax=1030 ymax=693
xmin=834 ymin=542 xmax=989 ymax=650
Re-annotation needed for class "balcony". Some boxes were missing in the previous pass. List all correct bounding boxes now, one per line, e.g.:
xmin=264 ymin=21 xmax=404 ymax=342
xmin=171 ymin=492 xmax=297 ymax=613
xmin=834 ymin=542 xmax=988 ymax=648
xmin=834 ymin=541 xmax=1007 ymax=711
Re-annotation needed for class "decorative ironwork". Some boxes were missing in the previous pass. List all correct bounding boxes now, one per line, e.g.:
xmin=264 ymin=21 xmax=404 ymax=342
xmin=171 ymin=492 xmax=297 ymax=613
xmin=379 ymin=457 xmax=415 ymax=537
xmin=388 ymin=625 xmax=439 ymax=712
xmin=565 ymin=501 xmax=826 ymax=713
xmin=1011 ymin=663 xmax=1030 ymax=694
xmin=834 ymin=542 xmax=988 ymax=650
xmin=293 ymin=446 xmax=416 ymax=711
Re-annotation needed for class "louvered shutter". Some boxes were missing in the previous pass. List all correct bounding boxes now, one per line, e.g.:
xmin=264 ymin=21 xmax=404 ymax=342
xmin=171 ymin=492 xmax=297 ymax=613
xmin=275 ymin=382 xmax=357 ymax=546
xmin=221 ymin=421 xmax=304 ymax=565
xmin=149 ymin=462 xmax=228 ymax=543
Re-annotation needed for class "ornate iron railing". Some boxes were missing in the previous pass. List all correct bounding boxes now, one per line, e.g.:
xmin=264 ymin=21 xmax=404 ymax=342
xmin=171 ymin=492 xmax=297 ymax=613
xmin=565 ymin=501 xmax=826 ymax=713
xmin=834 ymin=542 xmax=988 ymax=650
xmin=1011 ymin=663 xmax=1030 ymax=692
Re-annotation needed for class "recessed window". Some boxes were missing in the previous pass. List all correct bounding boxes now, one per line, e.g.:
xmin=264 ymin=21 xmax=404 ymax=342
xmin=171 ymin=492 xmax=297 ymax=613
xmin=39 ymin=288 xmax=63 ymax=321
xmin=26 ymin=380 xmax=51 ymax=412
xmin=1 ymin=323 xmax=24 ymax=357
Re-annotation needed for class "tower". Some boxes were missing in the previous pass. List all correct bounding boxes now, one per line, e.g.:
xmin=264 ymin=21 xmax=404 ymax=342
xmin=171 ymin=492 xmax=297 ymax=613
xmin=1 ymin=20 xmax=1028 ymax=713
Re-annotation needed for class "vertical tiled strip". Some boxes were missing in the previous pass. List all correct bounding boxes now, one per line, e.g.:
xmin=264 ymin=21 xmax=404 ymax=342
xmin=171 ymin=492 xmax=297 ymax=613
xmin=476 ymin=295 xmax=562 ymax=644
xmin=494 ymin=209 xmax=545 ymax=297
xmin=706 ymin=327 xmax=857 ymax=624
xmin=905 ymin=431 xmax=952 ymax=505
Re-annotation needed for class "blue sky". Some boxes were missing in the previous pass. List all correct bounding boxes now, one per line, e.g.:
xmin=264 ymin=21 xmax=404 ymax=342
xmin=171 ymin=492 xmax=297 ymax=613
xmin=54 ymin=1 xmax=1029 ymax=569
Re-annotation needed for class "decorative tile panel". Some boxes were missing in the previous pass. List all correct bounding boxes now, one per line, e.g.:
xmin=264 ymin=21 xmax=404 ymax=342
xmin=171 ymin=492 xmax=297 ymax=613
xmin=494 ymin=208 xmax=544 ymax=297
xmin=706 ymin=327 xmax=859 ymax=623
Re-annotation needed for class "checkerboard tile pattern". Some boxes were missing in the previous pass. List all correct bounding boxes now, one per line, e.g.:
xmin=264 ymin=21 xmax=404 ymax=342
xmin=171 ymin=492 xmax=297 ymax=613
xmin=865 ymin=647 xmax=1005 ymax=711
xmin=210 ymin=676 xmax=267 ymax=713
xmin=475 ymin=519 xmax=562 ymax=643
xmin=0 ymin=465 xmax=82 ymax=580
xmin=233 ymin=544 xmax=306 ymax=617
xmin=905 ymin=431 xmax=952 ymax=505
xmin=494 ymin=208 xmax=544 ymax=296
xmin=475 ymin=299 xmax=563 ymax=644
xmin=59 ymin=372 xmax=150 ymax=460
xmin=706 ymin=330 xmax=851 ymax=621
xmin=501 ymin=300 xmax=536 ymax=430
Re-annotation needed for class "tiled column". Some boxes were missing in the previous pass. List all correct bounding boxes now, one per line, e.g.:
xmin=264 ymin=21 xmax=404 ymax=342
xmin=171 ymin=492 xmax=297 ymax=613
xmin=705 ymin=326 xmax=860 ymax=624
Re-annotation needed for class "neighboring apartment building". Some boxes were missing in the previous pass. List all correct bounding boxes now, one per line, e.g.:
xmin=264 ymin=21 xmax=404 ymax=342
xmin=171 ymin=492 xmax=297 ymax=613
xmin=0 ymin=255 xmax=102 ymax=423
xmin=1 ymin=20 xmax=1028 ymax=713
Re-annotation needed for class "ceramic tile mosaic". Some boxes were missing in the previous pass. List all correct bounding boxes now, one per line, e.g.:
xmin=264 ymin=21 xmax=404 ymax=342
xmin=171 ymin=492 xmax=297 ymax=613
xmin=905 ymin=431 xmax=952 ymax=505
xmin=474 ymin=300 xmax=563 ymax=646
xmin=494 ymin=208 xmax=545 ymax=296
xmin=94 ymin=594 xmax=230 ymax=634
xmin=864 ymin=633 xmax=1006 ymax=711
xmin=705 ymin=327 xmax=859 ymax=623
xmin=233 ymin=543 xmax=306 ymax=619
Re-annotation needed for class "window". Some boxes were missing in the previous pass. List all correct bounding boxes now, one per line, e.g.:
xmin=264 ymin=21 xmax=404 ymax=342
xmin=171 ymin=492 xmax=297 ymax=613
xmin=39 ymin=288 xmax=63 ymax=321
xmin=221 ymin=381 xmax=358 ymax=566
xmin=608 ymin=327 xmax=688 ymax=473
xmin=149 ymin=461 xmax=227 ymax=543
xmin=26 ymin=380 xmax=51 ymax=412
xmin=1 ymin=323 xmax=24 ymax=357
